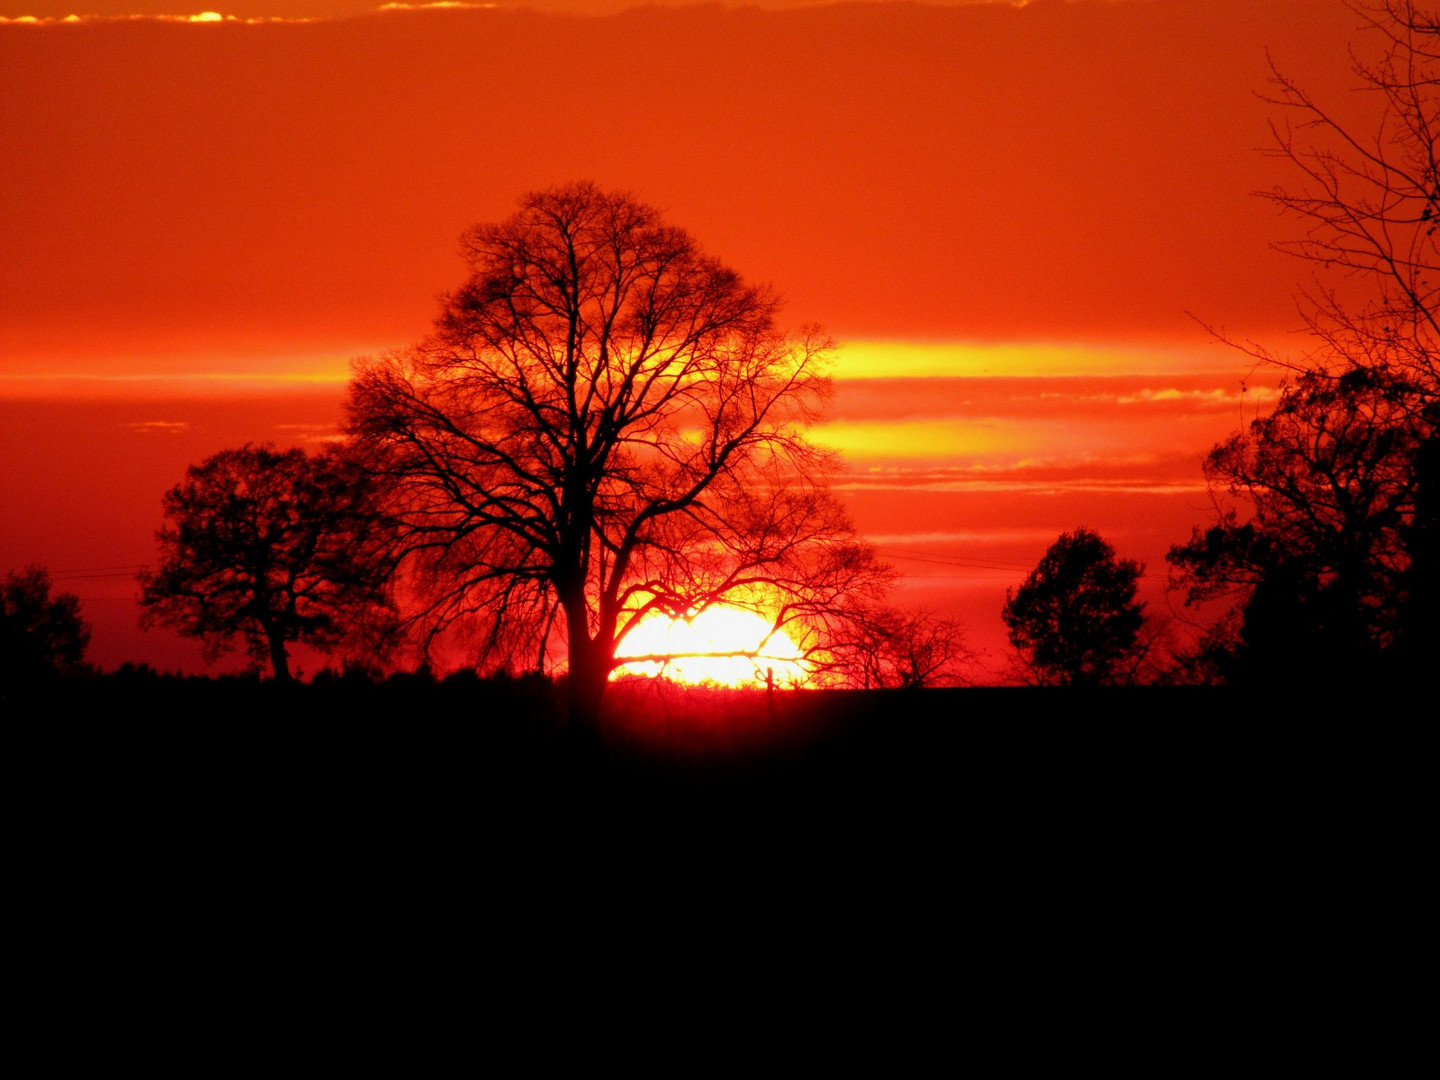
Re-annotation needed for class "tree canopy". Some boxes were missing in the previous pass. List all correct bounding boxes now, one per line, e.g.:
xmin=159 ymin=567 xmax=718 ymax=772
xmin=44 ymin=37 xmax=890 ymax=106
xmin=345 ymin=182 xmax=888 ymax=722
xmin=1002 ymin=528 xmax=1146 ymax=686
xmin=1167 ymin=369 xmax=1424 ymax=683
xmin=1 ymin=565 xmax=91 ymax=686
xmin=138 ymin=443 xmax=397 ymax=681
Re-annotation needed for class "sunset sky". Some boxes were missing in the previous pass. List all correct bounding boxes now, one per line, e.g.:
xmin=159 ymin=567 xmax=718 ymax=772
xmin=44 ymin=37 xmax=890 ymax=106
xmin=0 ymin=0 xmax=1373 ymax=679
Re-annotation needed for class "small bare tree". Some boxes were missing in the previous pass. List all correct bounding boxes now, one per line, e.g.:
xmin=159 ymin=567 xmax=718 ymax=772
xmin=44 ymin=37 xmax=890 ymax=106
xmin=826 ymin=605 xmax=975 ymax=690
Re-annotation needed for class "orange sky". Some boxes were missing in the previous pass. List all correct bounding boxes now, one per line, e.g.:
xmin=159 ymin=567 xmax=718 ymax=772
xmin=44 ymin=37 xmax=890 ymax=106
xmin=0 ymin=1 xmax=1370 ymax=679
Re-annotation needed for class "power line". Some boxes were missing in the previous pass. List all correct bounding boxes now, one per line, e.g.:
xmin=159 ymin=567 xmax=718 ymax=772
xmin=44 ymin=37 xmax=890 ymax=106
xmin=47 ymin=566 xmax=147 ymax=582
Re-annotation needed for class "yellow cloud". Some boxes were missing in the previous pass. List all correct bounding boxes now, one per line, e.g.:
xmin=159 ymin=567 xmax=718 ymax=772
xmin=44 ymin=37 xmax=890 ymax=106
xmin=833 ymin=340 xmax=1216 ymax=380
xmin=811 ymin=417 xmax=1022 ymax=461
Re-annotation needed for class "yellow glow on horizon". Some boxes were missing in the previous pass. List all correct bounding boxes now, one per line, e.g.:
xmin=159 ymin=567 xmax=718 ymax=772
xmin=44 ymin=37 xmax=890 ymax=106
xmin=613 ymin=606 xmax=808 ymax=687
xmin=0 ymin=334 xmax=1233 ymax=396
xmin=0 ymin=337 xmax=1247 ymax=402
xmin=812 ymin=417 xmax=1025 ymax=461
xmin=834 ymin=340 xmax=1217 ymax=380
xmin=0 ymin=364 xmax=354 ymax=400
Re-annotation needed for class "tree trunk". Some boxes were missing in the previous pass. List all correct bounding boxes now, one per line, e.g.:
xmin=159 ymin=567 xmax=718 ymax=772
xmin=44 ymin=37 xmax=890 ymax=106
xmin=566 ymin=647 xmax=608 ymax=732
xmin=560 ymin=595 xmax=612 ymax=739
xmin=267 ymin=632 xmax=292 ymax=682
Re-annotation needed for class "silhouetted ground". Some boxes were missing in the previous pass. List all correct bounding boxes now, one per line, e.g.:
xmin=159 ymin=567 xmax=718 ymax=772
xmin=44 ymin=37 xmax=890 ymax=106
xmin=10 ymin=669 xmax=1420 ymax=1041
xmin=16 ymin=671 xmax=1411 ymax=851
xmin=10 ymin=670 xmax=1417 ymax=1069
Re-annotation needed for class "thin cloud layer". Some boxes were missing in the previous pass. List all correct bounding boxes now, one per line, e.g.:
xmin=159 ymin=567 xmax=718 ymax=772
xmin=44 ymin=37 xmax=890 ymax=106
xmin=0 ymin=1 xmax=1094 ymax=21
xmin=0 ymin=11 xmax=320 ymax=23
xmin=122 ymin=419 xmax=191 ymax=433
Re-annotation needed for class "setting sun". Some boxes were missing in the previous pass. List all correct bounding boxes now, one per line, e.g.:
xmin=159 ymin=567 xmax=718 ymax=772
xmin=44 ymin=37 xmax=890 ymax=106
xmin=613 ymin=607 xmax=809 ymax=688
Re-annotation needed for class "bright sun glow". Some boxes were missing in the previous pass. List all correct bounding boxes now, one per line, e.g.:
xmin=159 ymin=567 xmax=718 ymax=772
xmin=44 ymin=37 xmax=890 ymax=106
xmin=613 ymin=607 xmax=809 ymax=688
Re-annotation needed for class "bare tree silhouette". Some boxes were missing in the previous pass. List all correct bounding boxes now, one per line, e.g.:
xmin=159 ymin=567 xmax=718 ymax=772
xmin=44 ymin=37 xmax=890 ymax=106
xmin=827 ymin=604 xmax=975 ymax=690
xmin=346 ymin=182 xmax=889 ymax=726
xmin=1260 ymin=0 xmax=1440 ymax=396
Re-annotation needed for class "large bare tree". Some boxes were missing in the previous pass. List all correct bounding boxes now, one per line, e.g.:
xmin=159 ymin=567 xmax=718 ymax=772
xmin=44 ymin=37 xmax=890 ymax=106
xmin=346 ymin=183 xmax=887 ymax=725
xmin=1261 ymin=0 xmax=1440 ymax=395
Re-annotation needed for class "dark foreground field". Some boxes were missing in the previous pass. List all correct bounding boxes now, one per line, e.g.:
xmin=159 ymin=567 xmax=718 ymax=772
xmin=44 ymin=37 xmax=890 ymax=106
xmin=11 ymin=671 xmax=1422 ymax=1046
xmin=17 ymin=673 xmax=1413 ymax=849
